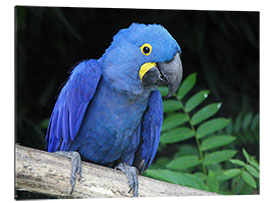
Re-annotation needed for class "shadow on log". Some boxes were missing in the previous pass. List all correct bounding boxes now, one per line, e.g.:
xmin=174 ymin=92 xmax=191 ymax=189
xmin=15 ymin=144 xmax=218 ymax=198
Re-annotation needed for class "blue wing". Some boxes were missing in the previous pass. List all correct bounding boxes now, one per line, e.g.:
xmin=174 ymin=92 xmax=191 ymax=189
xmin=46 ymin=59 xmax=102 ymax=152
xmin=133 ymin=90 xmax=163 ymax=173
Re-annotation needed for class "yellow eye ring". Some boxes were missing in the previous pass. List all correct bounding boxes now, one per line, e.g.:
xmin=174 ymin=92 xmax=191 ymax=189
xmin=140 ymin=43 xmax=152 ymax=56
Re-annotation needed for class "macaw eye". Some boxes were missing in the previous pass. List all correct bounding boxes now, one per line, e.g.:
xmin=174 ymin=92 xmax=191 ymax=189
xmin=140 ymin=43 xmax=152 ymax=56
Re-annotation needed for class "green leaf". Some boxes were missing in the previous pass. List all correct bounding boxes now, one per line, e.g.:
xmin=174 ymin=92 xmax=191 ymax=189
xmin=200 ymin=134 xmax=236 ymax=151
xmin=207 ymin=162 xmax=222 ymax=171
xmin=207 ymin=170 xmax=219 ymax=192
xmin=150 ymin=157 xmax=170 ymax=169
xmin=166 ymin=155 xmax=201 ymax=170
xmin=233 ymin=176 xmax=245 ymax=194
xmin=144 ymin=169 xmax=177 ymax=185
xmin=157 ymin=86 xmax=169 ymax=97
xmin=191 ymin=103 xmax=222 ymax=126
xmin=234 ymin=114 xmax=242 ymax=133
xmin=203 ymin=150 xmax=237 ymax=165
xmin=242 ymin=171 xmax=257 ymax=188
xmin=229 ymin=159 xmax=246 ymax=167
xmin=249 ymin=159 xmax=259 ymax=171
xmin=215 ymin=170 xmax=231 ymax=181
xmin=197 ymin=118 xmax=230 ymax=139
xmin=162 ymin=113 xmax=189 ymax=132
xmin=174 ymin=144 xmax=199 ymax=157
xmin=193 ymin=172 xmax=206 ymax=181
xmin=239 ymin=182 xmax=254 ymax=195
xmin=223 ymin=169 xmax=241 ymax=180
xmin=246 ymin=165 xmax=259 ymax=178
xmin=251 ymin=113 xmax=259 ymax=130
xmin=242 ymin=113 xmax=253 ymax=131
xmin=176 ymin=73 xmax=197 ymax=100
xmin=183 ymin=173 xmax=208 ymax=190
xmin=184 ymin=90 xmax=209 ymax=113
xmin=242 ymin=148 xmax=250 ymax=162
xmin=160 ymin=127 xmax=195 ymax=144
xmin=163 ymin=100 xmax=183 ymax=113
xmin=144 ymin=169 xmax=207 ymax=190
xmin=40 ymin=118 xmax=50 ymax=129
xmin=225 ymin=119 xmax=233 ymax=134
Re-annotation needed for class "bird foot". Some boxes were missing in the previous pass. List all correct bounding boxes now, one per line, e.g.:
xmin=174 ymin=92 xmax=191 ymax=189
xmin=55 ymin=151 xmax=82 ymax=194
xmin=115 ymin=163 xmax=139 ymax=197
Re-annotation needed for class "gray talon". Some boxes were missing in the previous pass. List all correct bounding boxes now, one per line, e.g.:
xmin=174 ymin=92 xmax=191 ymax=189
xmin=55 ymin=151 xmax=82 ymax=194
xmin=115 ymin=163 xmax=139 ymax=197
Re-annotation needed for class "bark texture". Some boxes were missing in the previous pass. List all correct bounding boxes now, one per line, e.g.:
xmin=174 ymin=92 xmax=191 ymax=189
xmin=15 ymin=144 xmax=217 ymax=198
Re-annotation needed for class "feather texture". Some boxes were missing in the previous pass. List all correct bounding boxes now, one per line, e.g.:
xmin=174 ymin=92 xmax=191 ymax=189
xmin=46 ymin=59 xmax=102 ymax=152
xmin=134 ymin=90 xmax=163 ymax=173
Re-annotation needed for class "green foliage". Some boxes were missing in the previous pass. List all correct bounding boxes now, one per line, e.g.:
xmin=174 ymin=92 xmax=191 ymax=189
xmin=176 ymin=73 xmax=197 ymax=100
xmin=145 ymin=169 xmax=207 ymax=190
xmin=162 ymin=113 xmax=189 ymax=132
xmin=203 ymin=150 xmax=237 ymax=166
xmin=228 ymin=148 xmax=260 ymax=191
xmin=207 ymin=170 xmax=219 ymax=192
xmin=226 ymin=112 xmax=259 ymax=146
xmin=166 ymin=155 xmax=201 ymax=170
xmin=242 ymin=171 xmax=256 ymax=189
xmin=146 ymin=73 xmax=260 ymax=195
xmin=185 ymin=90 xmax=209 ymax=113
xmin=160 ymin=127 xmax=194 ymax=144
xmin=191 ymin=103 xmax=222 ymax=125
xmin=223 ymin=169 xmax=241 ymax=180
xmin=163 ymin=100 xmax=183 ymax=112
xmin=196 ymin=118 xmax=230 ymax=138
xmin=200 ymin=135 xmax=236 ymax=151
xmin=40 ymin=118 xmax=50 ymax=129
xmin=229 ymin=159 xmax=246 ymax=167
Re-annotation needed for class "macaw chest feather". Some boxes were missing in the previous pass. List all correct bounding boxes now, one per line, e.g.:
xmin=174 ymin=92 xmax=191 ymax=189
xmin=69 ymin=79 xmax=150 ymax=164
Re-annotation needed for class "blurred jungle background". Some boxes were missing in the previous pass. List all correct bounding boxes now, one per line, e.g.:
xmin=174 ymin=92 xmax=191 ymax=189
xmin=15 ymin=6 xmax=259 ymax=199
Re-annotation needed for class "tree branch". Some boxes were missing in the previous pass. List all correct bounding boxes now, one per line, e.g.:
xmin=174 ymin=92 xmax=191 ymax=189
xmin=15 ymin=144 xmax=217 ymax=198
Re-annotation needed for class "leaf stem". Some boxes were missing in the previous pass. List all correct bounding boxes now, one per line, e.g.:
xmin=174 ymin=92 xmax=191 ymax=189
xmin=180 ymin=101 xmax=207 ymax=177
xmin=232 ymin=160 xmax=249 ymax=194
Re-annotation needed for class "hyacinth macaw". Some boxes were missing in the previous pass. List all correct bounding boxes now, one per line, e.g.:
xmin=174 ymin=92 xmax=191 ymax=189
xmin=46 ymin=23 xmax=183 ymax=197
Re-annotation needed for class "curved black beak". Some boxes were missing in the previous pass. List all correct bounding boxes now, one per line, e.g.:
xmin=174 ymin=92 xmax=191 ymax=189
xmin=141 ymin=52 xmax=183 ymax=98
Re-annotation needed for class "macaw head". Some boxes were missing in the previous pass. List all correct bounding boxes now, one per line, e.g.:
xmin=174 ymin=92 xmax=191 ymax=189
xmin=99 ymin=23 xmax=183 ymax=98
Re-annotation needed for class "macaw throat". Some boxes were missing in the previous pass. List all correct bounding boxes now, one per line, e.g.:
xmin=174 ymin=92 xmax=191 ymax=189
xmin=139 ymin=52 xmax=183 ymax=98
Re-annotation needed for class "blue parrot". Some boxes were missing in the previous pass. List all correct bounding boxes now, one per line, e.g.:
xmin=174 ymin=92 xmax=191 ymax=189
xmin=46 ymin=23 xmax=183 ymax=197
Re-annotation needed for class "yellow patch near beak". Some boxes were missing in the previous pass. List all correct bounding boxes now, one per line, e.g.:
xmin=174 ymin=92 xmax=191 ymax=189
xmin=139 ymin=62 xmax=157 ymax=80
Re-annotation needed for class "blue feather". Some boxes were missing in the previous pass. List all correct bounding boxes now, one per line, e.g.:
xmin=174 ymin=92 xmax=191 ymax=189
xmin=133 ymin=90 xmax=163 ymax=172
xmin=46 ymin=59 xmax=102 ymax=152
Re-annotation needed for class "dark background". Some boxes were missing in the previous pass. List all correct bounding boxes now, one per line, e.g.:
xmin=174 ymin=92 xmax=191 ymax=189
xmin=15 ymin=6 xmax=259 ymax=199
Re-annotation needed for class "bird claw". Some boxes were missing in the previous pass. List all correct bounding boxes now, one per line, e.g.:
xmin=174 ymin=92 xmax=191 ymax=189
xmin=55 ymin=151 xmax=82 ymax=195
xmin=55 ymin=153 xmax=139 ymax=197
xmin=115 ymin=163 xmax=139 ymax=197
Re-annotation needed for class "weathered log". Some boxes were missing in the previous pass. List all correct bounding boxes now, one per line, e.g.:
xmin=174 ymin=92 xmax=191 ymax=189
xmin=15 ymin=144 xmax=217 ymax=198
